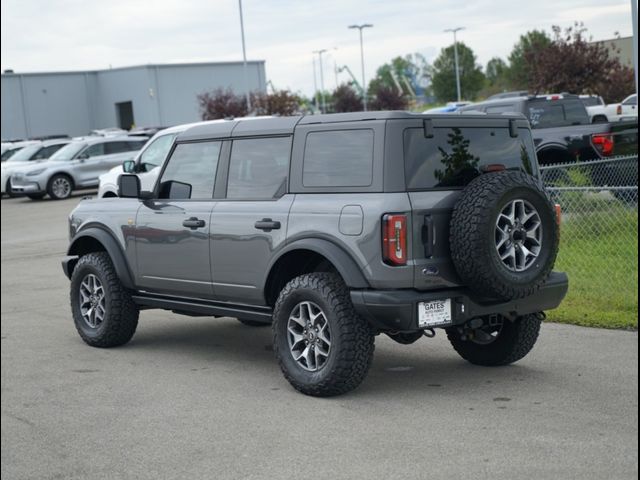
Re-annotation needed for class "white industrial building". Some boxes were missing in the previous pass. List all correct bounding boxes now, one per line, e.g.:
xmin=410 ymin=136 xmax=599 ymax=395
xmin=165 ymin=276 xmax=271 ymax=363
xmin=1 ymin=61 xmax=266 ymax=140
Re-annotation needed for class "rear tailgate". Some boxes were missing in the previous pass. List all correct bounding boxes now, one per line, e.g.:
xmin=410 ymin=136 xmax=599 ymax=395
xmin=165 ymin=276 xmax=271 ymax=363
xmin=400 ymin=117 xmax=538 ymax=291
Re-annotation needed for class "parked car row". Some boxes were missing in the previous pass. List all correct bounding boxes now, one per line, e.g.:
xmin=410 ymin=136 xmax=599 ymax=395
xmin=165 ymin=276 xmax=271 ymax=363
xmin=580 ymin=94 xmax=638 ymax=123
xmin=2 ymin=136 xmax=148 ymax=200
xmin=458 ymin=93 xmax=638 ymax=165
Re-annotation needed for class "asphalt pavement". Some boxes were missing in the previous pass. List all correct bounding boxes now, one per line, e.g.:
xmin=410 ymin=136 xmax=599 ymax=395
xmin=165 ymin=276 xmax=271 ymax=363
xmin=1 ymin=194 xmax=638 ymax=480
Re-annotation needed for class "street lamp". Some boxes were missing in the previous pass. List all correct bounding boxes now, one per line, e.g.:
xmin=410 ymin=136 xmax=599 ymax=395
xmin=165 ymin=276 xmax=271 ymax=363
xmin=348 ymin=23 xmax=373 ymax=111
xmin=444 ymin=26 xmax=465 ymax=102
xmin=313 ymin=49 xmax=328 ymax=113
xmin=238 ymin=0 xmax=251 ymax=112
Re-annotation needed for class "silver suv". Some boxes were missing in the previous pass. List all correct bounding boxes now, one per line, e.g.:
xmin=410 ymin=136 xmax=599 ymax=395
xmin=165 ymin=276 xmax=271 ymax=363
xmin=62 ymin=112 xmax=568 ymax=396
xmin=11 ymin=136 xmax=148 ymax=200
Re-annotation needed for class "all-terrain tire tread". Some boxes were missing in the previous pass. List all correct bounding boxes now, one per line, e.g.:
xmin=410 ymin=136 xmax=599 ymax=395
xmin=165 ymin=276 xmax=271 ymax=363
xmin=273 ymin=273 xmax=374 ymax=397
xmin=70 ymin=252 xmax=139 ymax=347
xmin=446 ymin=314 xmax=542 ymax=366
xmin=450 ymin=171 xmax=559 ymax=300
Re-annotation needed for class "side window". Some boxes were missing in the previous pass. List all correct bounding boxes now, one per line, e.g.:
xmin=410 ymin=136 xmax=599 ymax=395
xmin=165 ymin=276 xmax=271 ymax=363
xmin=227 ymin=137 xmax=291 ymax=200
xmin=104 ymin=142 xmax=131 ymax=155
xmin=303 ymin=130 xmax=374 ymax=187
xmin=127 ymin=140 xmax=147 ymax=151
xmin=35 ymin=144 xmax=66 ymax=159
xmin=83 ymin=143 xmax=105 ymax=158
xmin=564 ymin=100 xmax=589 ymax=125
xmin=158 ymin=141 xmax=221 ymax=200
xmin=485 ymin=104 xmax=516 ymax=114
xmin=138 ymin=134 xmax=175 ymax=171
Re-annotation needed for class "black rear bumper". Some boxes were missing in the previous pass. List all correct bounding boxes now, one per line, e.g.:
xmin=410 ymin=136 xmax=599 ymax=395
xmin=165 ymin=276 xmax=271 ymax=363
xmin=350 ymin=272 xmax=569 ymax=332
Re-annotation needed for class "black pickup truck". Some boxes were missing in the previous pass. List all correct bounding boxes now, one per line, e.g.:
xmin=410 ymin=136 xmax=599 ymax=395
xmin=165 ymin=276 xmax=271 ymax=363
xmin=460 ymin=94 xmax=638 ymax=165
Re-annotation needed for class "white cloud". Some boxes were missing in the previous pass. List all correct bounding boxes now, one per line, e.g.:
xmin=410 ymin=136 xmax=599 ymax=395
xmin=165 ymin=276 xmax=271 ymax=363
xmin=1 ymin=0 xmax=634 ymax=97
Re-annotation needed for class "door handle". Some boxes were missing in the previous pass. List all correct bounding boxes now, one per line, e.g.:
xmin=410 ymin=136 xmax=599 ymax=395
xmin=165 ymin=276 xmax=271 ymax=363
xmin=254 ymin=218 xmax=281 ymax=232
xmin=183 ymin=217 xmax=206 ymax=229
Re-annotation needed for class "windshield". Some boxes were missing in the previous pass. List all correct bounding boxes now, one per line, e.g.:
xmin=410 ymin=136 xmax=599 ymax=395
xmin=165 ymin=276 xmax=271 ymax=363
xmin=49 ymin=142 xmax=86 ymax=161
xmin=6 ymin=144 xmax=41 ymax=163
xmin=1 ymin=147 xmax=23 ymax=162
xmin=526 ymin=99 xmax=589 ymax=128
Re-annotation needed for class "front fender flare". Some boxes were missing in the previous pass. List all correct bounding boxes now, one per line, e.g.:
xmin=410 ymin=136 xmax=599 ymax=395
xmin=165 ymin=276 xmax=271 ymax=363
xmin=65 ymin=227 xmax=135 ymax=289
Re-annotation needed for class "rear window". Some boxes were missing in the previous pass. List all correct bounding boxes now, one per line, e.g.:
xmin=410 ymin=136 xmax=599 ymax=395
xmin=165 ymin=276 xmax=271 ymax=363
xmin=303 ymin=130 xmax=374 ymax=187
xmin=526 ymin=99 xmax=589 ymax=128
xmin=404 ymin=127 xmax=536 ymax=190
xmin=581 ymin=97 xmax=602 ymax=107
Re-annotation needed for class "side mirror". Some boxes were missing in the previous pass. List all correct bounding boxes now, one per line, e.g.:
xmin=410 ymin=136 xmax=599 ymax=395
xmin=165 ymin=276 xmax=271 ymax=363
xmin=77 ymin=152 xmax=89 ymax=161
xmin=159 ymin=180 xmax=192 ymax=199
xmin=122 ymin=160 xmax=136 ymax=173
xmin=118 ymin=174 xmax=141 ymax=198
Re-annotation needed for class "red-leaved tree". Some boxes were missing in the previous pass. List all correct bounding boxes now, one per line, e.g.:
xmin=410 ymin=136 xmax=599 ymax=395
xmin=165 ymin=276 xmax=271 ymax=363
xmin=526 ymin=23 xmax=634 ymax=102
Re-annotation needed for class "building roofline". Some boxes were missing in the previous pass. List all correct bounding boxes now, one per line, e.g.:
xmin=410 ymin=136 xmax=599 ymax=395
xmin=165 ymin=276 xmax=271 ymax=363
xmin=1 ymin=60 xmax=266 ymax=78
xmin=590 ymin=35 xmax=633 ymax=43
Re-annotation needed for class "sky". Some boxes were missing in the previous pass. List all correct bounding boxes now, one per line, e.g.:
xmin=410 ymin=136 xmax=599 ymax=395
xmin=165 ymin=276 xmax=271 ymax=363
xmin=0 ymin=0 xmax=635 ymax=97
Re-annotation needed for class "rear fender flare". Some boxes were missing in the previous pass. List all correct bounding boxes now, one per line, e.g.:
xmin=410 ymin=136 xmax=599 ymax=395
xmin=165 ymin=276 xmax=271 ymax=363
xmin=265 ymin=238 xmax=370 ymax=290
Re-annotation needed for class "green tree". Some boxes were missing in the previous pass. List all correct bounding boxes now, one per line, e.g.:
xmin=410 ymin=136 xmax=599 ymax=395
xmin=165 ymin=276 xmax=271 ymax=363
xmin=368 ymin=53 xmax=431 ymax=97
xmin=507 ymin=30 xmax=551 ymax=89
xmin=486 ymin=57 xmax=508 ymax=86
xmin=431 ymin=42 xmax=485 ymax=102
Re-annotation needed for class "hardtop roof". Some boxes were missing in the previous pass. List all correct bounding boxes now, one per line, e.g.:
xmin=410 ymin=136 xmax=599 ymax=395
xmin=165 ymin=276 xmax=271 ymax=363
xmin=177 ymin=111 xmax=528 ymax=141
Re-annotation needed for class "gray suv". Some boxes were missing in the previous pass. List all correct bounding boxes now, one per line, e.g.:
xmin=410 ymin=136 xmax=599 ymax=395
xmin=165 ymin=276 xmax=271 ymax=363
xmin=62 ymin=112 xmax=568 ymax=396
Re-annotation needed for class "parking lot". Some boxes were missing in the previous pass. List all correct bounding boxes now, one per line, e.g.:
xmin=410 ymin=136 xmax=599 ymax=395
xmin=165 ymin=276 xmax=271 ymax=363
xmin=1 ymin=194 xmax=638 ymax=480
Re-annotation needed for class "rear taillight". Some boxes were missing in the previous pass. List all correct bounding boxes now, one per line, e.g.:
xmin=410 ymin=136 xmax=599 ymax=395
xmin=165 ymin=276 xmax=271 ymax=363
xmin=382 ymin=214 xmax=408 ymax=266
xmin=592 ymin=133 xmax=614 ymax=156
xmin=617 ymin=105 xmax=623 ymax=115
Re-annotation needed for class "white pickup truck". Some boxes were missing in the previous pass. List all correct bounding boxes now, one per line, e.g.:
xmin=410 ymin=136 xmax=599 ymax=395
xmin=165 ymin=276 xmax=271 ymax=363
xmin=582 ymin=94 xmax=637 ymax=123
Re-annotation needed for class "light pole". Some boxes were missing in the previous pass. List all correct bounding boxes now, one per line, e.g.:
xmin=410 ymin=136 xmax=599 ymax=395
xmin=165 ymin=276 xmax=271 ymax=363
xmin=348 ymin=23 xmax=373 ymax=111
xmin=238 ymin=0 xmax=251 ymax=112
xmin=444 ymin=27 xmax=465 ymax=102
xmin=312 ymin=55 xmax=320 ymax=113
xmin=313 ymin=49 xmax=327 ymax=113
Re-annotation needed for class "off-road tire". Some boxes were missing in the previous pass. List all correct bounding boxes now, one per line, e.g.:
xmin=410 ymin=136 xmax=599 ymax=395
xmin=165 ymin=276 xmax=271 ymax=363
xmin=70 ymin=252 xmax=139 ymax=347
xmin=447 ymin=314 xmax=542 ymax=366
xmin=273 ymin=273 xmax=375 ymax=397
xmin=450 ymin=170 xmax=559 ymax=301
xmin=47 ymin=174 xmax=74 ymax=200
xmin=237 ymin=318 xmax=270 ymax=327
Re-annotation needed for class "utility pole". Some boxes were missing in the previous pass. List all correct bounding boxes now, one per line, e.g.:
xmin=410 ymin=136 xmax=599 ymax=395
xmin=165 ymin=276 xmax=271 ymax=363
xmin=313 ymin=49 xmax=327 ymax=113
xmin=444 ymin=27 xmax=465 ymax=102
xmin=348 ymin=24 xmax=373 ymax=111
xmin=238 ymin=0 xmax=251 ymax=112
xmin=312 ymin=55 xmax=320 ymax=113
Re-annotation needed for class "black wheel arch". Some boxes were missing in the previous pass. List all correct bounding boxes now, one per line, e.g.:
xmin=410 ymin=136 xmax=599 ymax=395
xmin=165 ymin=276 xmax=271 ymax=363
xmin=263 ymin=238 xmax=370 ymax=306
xmin=65 ymin=227 xmax=135 ymax=289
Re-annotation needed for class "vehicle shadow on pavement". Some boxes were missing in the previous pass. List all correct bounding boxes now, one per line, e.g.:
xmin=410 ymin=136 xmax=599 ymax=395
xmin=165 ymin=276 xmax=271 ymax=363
xmin=126 ymin=316 xmax=549 ymax=397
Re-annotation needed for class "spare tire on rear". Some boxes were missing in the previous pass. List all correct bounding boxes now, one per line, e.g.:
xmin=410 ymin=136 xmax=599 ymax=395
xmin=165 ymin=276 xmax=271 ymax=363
xmin=449 ymin=170 xmax=559 ymax=301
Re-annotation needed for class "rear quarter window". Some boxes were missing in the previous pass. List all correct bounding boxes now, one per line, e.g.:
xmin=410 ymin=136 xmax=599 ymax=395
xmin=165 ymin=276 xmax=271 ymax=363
xmin=527 ymin=99 xmax=589 ymax=128
xmin=303 ymin=129 xmax=374 ymax=187
xmin=404 ymin=127 xmax=536 ymax=190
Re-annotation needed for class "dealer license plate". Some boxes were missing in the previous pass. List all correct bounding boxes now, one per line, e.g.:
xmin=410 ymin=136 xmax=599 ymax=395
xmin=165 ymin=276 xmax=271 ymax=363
xmin=418 ymin=299 xmax=452 ymax=327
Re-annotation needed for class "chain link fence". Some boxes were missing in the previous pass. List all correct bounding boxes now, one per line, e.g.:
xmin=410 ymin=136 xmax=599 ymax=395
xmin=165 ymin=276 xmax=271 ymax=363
xmin=541 ymin=155 xmax=638 ymax=327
